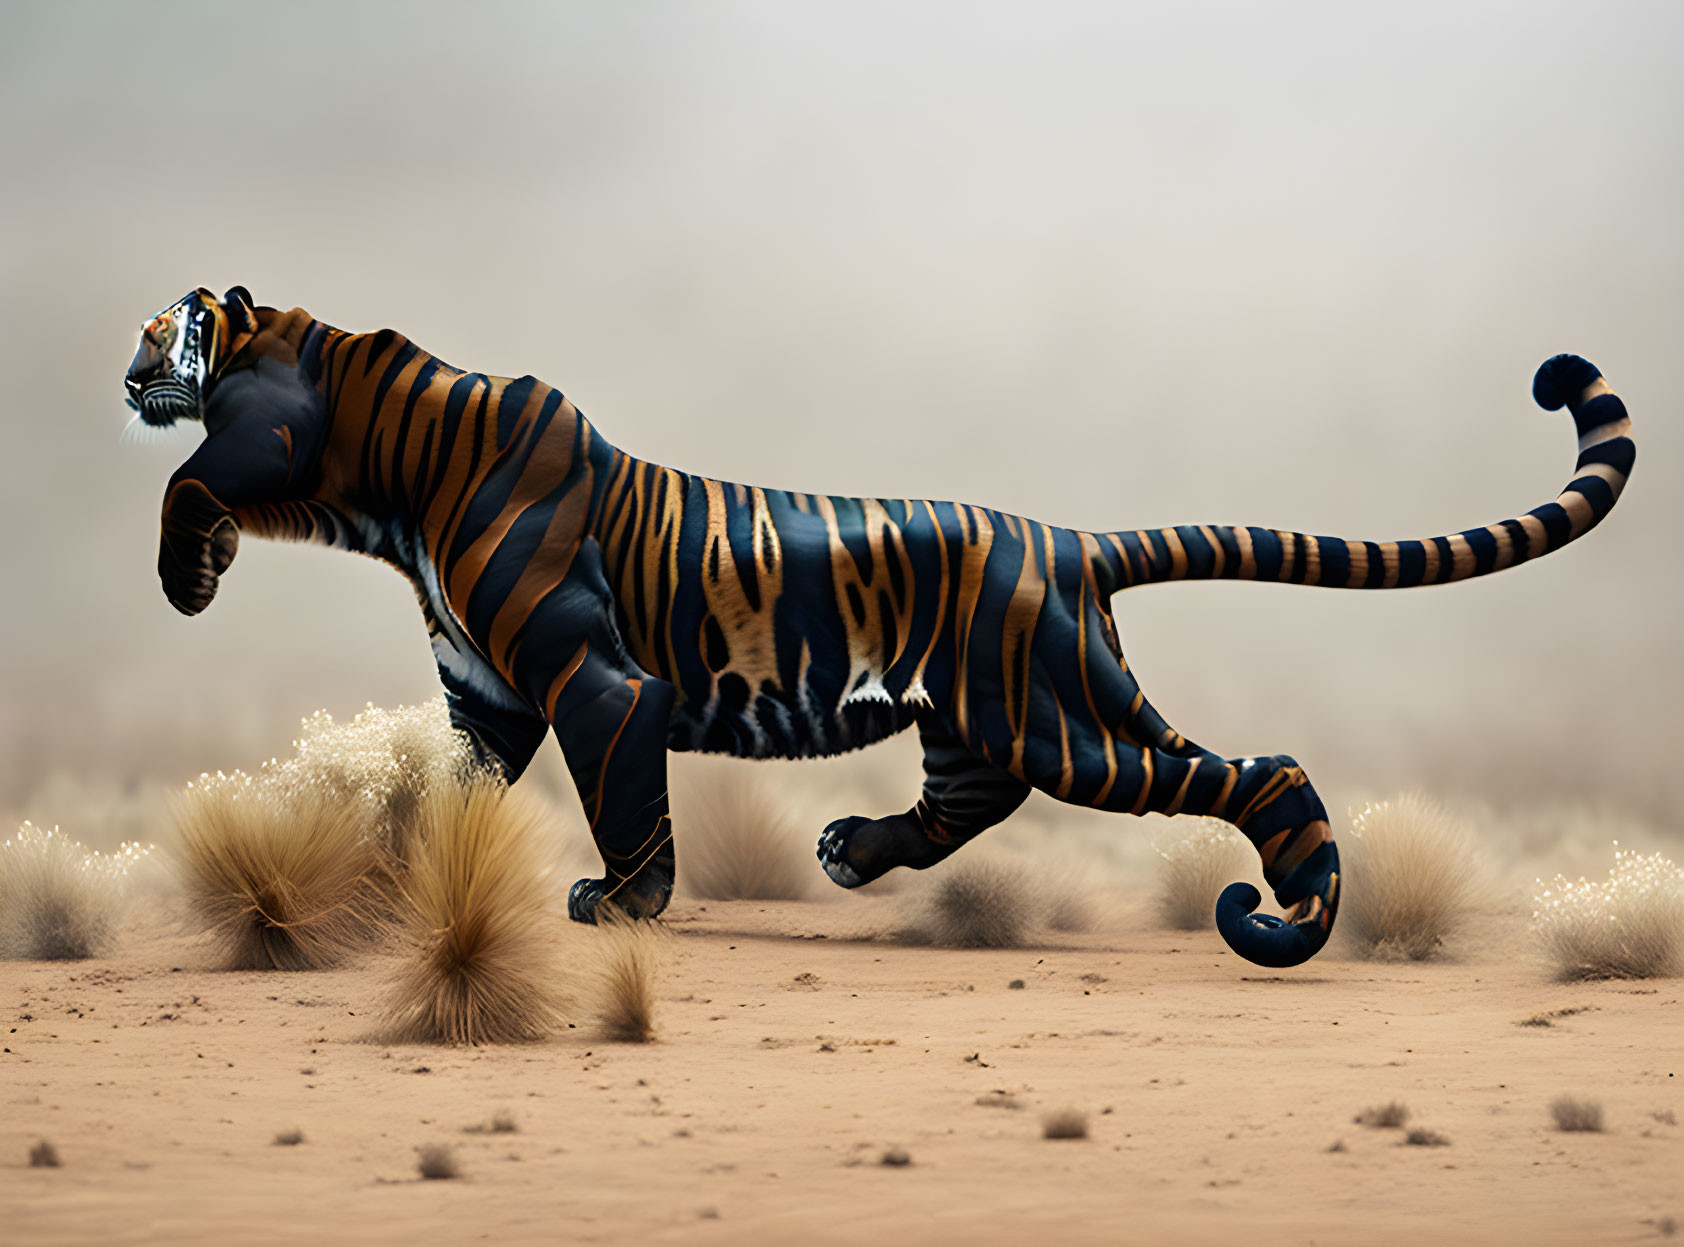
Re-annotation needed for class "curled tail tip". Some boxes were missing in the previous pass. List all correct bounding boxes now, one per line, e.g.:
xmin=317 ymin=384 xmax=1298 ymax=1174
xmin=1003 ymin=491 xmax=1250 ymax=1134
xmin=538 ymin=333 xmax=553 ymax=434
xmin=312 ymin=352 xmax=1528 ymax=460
xmin=1215 ymin=839 xmax=1339 ymax=969
xmin=1533 ymin=353 xmax=1604 ymax=412
xmin=1215 ymin=882 xmax=1327 ymax=969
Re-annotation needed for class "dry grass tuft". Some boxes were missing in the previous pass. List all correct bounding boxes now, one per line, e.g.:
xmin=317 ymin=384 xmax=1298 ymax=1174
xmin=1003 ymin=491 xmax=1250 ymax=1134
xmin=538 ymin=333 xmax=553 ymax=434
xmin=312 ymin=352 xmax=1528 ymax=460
xmin=293 ymin=700 xmax=472 ymax=864
xmin=1036 ymin=861 xmax=1105 ymax=933
xmin=1550 ymin=1095 xmax=1606 ymax=1133
xmin=464 ymin=1110 xmax=518 ymax=1135
xmin=1533 ymin=846 xmax=1684 ymax=980
xmin=383 ymin=780 xmax=570 ymax=1045
xmin=1152 ymin=818 xmax=1255 ymax=931
xmin=672 ymin=768 xmax=814 ymax=901
xmin=1354 ymin=1102 xmax=1411 ymax=1129
xmin=1403 ymin=1128 xmax=1450 ymax=1147
xmin=587 ymin=906 xmax=664 ymax=1042
xmin=0 ymin=823 xmax=155 ymax=960
xmin=1041 ymin=1108 xmax=1089 ymax=1140
xmin=1342 ymin=794 xmax=1484 ymax=960
xmin=899 ymin=857 xmax=1036 ymax=948
xmin=28 ymin=1139 xmax=60 ymax=1167
xmin=272 ymin=1129 xmax=305 ymax=1146
xmin=415 ymin=1143 xmax=459 ymax=1180
xmin=173 ymin=771 xmax=383 ymax=971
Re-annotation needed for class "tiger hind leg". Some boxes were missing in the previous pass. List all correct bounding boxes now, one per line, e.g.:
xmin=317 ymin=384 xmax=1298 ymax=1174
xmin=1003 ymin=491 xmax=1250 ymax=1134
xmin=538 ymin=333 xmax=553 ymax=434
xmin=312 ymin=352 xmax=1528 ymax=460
xmin=1023 ymin=634 xmax=1340 ymax=968
xmin=817 ymin=712 xmax=1030 ymax=889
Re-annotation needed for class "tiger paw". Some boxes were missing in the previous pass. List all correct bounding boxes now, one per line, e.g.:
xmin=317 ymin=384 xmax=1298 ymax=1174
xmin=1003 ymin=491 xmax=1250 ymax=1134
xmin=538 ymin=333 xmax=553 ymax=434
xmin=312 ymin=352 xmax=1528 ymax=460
xmin=567 ymin=877 xmax=607 ymax=924
xmin=566 ymin=872 xmax=673 ymax=924
xmin=817 ymin=817 xmax=871 ymax=889
xmin=158 ymin=543 xmax=221 ymax=616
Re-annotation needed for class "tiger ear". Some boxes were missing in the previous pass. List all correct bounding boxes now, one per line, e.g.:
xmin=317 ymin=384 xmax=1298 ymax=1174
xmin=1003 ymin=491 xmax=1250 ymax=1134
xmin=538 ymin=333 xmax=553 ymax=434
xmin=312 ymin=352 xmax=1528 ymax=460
xmin=222 ymin=286 xmax=257 ymax=334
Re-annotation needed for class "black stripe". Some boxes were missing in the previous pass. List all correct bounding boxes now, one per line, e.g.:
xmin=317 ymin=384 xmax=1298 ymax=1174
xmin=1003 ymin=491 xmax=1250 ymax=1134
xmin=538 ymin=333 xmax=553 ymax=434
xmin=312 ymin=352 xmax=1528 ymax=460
xmin=1431 ymin=535 xmax=1455 ymax=583
xmin=1575 ymin=437 xmax=1635 ymax=476
xmin=1362 ymin=541 xmax=1385 ymax=589
xmin=1315 ymin=535 xmax=1349 ymax=587
xmin=1572 ymin=393 xmax=1627 ymax=437
xmin=1500 ymin=518 xmax=1529 ymax=564
xmin=1249 ymin=527 xmax=1283 ymax=582
xmin=1526 ymin=501 xmax=1572 ymax=552
xmin=497 ymin=375 xmax=537 ymax=450
xmin=1462 ymin=526 xmax=1498 ymax=575
xmin=1396 ymin=540 xmax=1426 ymax=587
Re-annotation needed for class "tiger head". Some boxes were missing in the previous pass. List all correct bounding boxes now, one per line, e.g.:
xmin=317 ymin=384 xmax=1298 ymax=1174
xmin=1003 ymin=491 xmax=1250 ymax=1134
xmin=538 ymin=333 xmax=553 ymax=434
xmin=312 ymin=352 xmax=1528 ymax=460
xmin=124 ymin=286 xmax=258 ymax=427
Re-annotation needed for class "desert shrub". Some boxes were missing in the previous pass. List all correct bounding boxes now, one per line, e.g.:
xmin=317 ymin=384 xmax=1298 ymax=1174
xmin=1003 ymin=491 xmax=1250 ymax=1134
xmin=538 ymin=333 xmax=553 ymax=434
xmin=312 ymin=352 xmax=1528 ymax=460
xmin=1403 ymin=1128 xmax=1450 ymax=1147
xmin=291 ymin=700 xmax=472 ymax=863
xmin=1152 ymin=818 xmax=1255 ymax=931
xmin=1549 ymin=1095 xmax=1606 ymax=1132
xmin=173 ymin=768 xmax=383 ymax=971
xmin=383 ymin=779 xmax=570 ymax=1045
xmin=0 ymin=823 xmax=154 ymax=960
xmin=1036 ymin=861 xmax=1104 ymax=933
xmin=415 ymin=1143 xmax=459 ymax=1180
xmin=899 ymin=857 xmax=1036 ymax=948
xmin=588 ymin=906 xmax=663 ymax=1042
xmin=1041 ymin=1109 xmax=1089 ymax=1140
xmin=273 ymin=1129 xmax=305 ymax=1146
xmin=1533 ymin=846 xmax=1684 ymax=980
xmin=1341 ymin=794 xmax=1483 ymax=960
xmin=671 ymin=767 xmax=814 ymax=901
xmin=1355 ymin=1102 xmax=1411 ymax=1129
xmin=28 ymin=1139 xmax=60 ymax=1167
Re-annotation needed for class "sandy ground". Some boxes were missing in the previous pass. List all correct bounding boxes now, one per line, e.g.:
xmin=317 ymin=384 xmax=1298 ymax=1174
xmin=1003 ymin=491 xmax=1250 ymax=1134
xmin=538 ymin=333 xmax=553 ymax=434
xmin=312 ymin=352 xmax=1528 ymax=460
xmin=3 ymin=896 xmax=1681 ymax=1247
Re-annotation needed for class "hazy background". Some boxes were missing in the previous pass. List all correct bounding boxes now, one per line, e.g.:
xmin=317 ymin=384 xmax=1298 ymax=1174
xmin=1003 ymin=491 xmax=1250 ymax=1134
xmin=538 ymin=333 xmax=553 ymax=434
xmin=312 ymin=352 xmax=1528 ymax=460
xmin=2 ymin=2 xmax=1680 ymax=851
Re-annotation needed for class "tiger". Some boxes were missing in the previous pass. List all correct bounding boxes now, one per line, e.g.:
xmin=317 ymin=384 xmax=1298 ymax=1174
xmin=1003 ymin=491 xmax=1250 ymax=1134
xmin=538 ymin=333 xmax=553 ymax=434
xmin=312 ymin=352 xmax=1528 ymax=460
xmin=123 ymin=286 xmax=1636 ymax=968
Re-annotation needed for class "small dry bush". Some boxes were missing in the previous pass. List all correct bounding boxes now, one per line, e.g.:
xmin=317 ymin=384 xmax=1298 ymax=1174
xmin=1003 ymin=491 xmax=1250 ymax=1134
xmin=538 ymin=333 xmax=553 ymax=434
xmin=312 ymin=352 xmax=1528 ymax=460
xmin=672 ymin=767 xmax=814 ymax=901
xmin=292 ymin=700 xmax=472 ymax=863
xmin=415 ymin=1143 xmax=459 ymax=1180
xmin=273 ymin=1129 xmax=305 ymax=1146
xmin=1533 ymin=846 xmax=1684 ymax=980
xmin=1355 ymin=1102 xmax=1411 ymax=1129
xmin=28 ymin=1139 xmax=60 ymax=1167
xmin=1036 ymin=860 xmax=1106 ymax=933
xmin=1404 ymin=1128 xmax=1450 ymax=1147
xmin=587 ymin=906 xmax=663 ymax=1042
xmin=173 ymin=769 xmax=382 ymax=971
xmin=0 ymin=823 xmax=154 ymax=960
xmin=899 ymin=857 xmax=1035 ymax=948
xmin=1152 ymin=818 xmax=1255 ymax=931
xmin=383 ymin=780 xmax=570 ymax=1045
xmin=1550 ymin=1095 xmax=1605 ymax=1132
xmin=1342 ymin=794 xmax=1484 ymax=961
xmin=1042 ymin=1108 xmax=1089 ymax=1140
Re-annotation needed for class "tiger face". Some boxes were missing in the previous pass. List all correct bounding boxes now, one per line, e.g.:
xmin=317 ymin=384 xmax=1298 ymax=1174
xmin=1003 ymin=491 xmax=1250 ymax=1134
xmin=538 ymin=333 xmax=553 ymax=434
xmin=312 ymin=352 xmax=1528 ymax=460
xmin=124 ymin=286 xmax=256 ymax=426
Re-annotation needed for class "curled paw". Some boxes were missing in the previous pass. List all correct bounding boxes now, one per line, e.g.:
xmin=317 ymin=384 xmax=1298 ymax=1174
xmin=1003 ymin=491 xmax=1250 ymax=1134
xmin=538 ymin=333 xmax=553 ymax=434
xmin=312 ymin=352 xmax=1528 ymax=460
xmin=817 ymin=817 xmax=869 ymax=889
xmin=567 ymin=877 xmax=607 ymax=924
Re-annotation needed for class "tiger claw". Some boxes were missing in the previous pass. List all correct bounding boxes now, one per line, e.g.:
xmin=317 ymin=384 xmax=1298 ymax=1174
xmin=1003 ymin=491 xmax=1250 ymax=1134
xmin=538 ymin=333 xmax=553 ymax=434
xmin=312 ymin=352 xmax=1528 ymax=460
xmin=567 ymin=871 xmax=673 ymax=924
xmin=567 ymin=877 xmax=607 ymax=924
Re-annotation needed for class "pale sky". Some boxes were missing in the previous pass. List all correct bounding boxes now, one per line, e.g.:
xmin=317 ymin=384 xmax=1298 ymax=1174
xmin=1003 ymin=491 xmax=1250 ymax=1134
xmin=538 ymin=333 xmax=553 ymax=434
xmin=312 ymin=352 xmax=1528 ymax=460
xmin=2 ymin=2 xmax=1680 ymax=825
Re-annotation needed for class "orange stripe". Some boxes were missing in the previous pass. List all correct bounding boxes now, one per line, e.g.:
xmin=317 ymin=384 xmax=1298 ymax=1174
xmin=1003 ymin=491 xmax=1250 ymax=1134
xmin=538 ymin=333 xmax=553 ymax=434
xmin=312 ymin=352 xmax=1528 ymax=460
xmin=591 ymin=679 xmax=642 ymax=830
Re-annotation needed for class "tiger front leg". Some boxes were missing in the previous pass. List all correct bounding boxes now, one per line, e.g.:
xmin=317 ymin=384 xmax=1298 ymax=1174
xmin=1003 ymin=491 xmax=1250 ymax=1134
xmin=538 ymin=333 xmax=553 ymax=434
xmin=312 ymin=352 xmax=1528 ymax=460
xmin=553 ymin=660 xmax=678 ymax=924
xmin=156 ymin=404 xmax=299 ymax=615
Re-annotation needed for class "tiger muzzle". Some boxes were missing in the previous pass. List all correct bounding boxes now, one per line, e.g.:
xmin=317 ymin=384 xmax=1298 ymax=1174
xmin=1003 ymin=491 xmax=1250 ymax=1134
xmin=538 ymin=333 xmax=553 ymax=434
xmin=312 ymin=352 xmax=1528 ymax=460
xmin=131 ymin=375 xmax=200 ymax=427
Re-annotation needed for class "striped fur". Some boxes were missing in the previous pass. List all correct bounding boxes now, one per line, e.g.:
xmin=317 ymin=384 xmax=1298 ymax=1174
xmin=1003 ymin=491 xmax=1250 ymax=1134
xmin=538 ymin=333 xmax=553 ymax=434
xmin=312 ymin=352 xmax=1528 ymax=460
xmin=127 ymin=289 xmax=1635 ymax=967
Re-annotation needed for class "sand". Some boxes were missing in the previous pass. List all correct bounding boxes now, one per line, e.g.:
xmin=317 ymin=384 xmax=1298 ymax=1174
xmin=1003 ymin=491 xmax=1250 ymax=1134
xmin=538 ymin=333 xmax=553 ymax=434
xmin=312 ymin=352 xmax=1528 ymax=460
xmin=3 ymin=897 xmax=1680 ymax=1246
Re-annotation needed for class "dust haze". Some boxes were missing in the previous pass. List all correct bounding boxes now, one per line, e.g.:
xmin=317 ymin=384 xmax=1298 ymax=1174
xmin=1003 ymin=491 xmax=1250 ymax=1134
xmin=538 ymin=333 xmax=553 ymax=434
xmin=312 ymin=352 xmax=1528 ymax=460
xmin=2 ymin=3 xmax=1680 ymax=840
